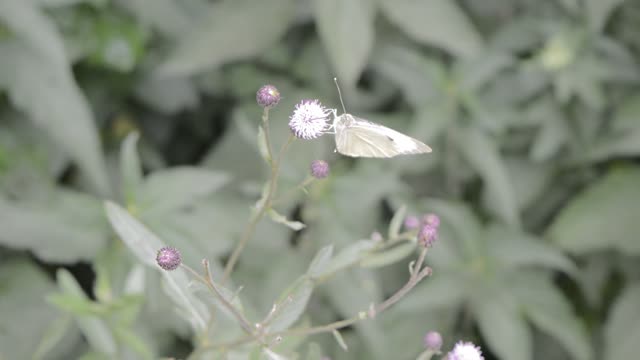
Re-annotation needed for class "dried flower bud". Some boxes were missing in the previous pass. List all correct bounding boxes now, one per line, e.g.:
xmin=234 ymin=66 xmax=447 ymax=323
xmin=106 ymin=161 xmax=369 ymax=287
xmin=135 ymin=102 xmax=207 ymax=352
xmin=404 ymin=215 xmax=420 ymax=230
xmin=423 ymin=331 xmax=442 ymax=351
xmin=256 ymin=85 xmax=280 ymax=108
xmin=310 ymin=160 xmax=330 ymax=179
xmin=448 ymin=341 xmax=484 ymax=360
xmin=423 ymin=213 xmax=440 ymax=228
xmin=418 ymin=224 xmax=438 ymax=248
xmin=289 ymin=99 xmax=331 ymax=140
xmin=156 ymin=246 xmax=181 ymax=271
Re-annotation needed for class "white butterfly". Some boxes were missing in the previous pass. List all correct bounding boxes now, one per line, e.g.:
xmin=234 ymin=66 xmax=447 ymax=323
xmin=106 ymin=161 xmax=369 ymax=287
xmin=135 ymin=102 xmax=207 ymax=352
xmin=331 ymin=111 xmax=432 ymax=158
xmin=329 ymin=78 xmax=432 ymax=158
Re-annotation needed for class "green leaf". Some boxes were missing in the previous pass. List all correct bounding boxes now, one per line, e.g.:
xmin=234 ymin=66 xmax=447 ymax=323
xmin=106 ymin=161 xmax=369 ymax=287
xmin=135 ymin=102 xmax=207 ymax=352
xmin=396 ymin=272 xmax=468 ymax=312
xmin=32 ymin=315 xmax=74 ymax=360
xmin=0 ymin=260 xmax=78 ymax=360
xmin=305 ymin=343 xmax=324 ymax=360
xmin=317 ymin=240 xmax=377 ymax=278
xmin=120 ymin=132 xmax=143 ymax=206
xmin=113 ymin=326 xmax=154 ymax=360
xmin=387 ymin=205 xmax=407 ymax=240
xmin=473 ymin=285 xmax=532 ymax=360
xmin=158 ymin=0 xmax=295 ymax=76
xmin=548 ymin=167 xmax=640 ymax=255
xmin=313 ymin=0 xmax=375 ymax=86
xmin=47 ymin=293 xmax=106 ymax=316
xmin=604 ymin=282 xmax=640 ymax=360
xmin=585 ymin=0 xmax=625 ymax=32
xmin=138 ymin=167 xmax=230 ymax=213
xmin=266 ymin=277 xmax=314 ymax=332
xmin=378 ymin=0 xmax=483 ymax=57
xmin=55 ymin=269 xmax=117 ymax=355
xmin=263 ymin=347 xmax=290 ymax=360
xmin=307 ymin=245 xmax=334 ymax=279
xmin=457 ymin=126 xmax=520 ymax=227
xmin=512 ymin=273 xmax=593 ymax=360
xmin=0 ymin=11 xmax=109 ymax=195
xmin=486 ymin=225 xmax=577 ymax=276
xmin=104 ymin=201 xmax=209 ymax=332
xmin=360 ymin=242 xmax=415 ymax=268
xmin=332 ymin=329 xmax=349 ymax=351
xmin=268 ymin=209 xmax=306 ymax=231
xmin=0 ymin=189 xmax=109 ymax=262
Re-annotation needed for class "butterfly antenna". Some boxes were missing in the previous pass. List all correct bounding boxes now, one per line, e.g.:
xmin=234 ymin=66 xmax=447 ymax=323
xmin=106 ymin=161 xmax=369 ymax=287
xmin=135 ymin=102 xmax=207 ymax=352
xmin=333 ymin=77 xmax=347 ymax=113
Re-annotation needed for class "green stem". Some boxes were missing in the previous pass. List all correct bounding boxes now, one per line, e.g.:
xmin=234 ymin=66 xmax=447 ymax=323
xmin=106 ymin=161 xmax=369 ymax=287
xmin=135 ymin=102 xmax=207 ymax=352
xmin=180 ymin=263 xmax=255 ymax=336
xmin=272 ymin=176 xmax=315 ymax=205
xmin=221 ymin=128 xmax=294 ymax=284
xmin=201 ymin=248 xmax=431 ymax=351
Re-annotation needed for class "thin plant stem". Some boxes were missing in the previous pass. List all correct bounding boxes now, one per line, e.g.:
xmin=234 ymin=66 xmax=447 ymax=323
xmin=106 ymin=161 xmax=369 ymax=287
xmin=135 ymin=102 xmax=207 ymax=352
xmin=272 ymin=176 xmax=315 ymax=205
xmin=180 ymin=263 xmax=255 ymax=336
xmin=200 ymin=247 xmax=432 ymax=352
xmin=221 ymin=118 xmax=295 ymax=284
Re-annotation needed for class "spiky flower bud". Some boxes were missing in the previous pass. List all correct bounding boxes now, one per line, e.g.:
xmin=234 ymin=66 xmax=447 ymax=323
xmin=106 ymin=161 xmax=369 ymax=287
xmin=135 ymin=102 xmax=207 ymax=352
xmin=156 ymin=246 xmax=181 ymax=271
xmin=418 ymin=224 xmax=438 ymax=248
xmin=256 ymin=85 xmax=281 ymax=108
xmin=423 ymin=213 xmax=440 ymax=228
xmin=310 ymin=160 xmax=330 ymax=179
xmin=424 ymin=331 xmax=443 ymax=351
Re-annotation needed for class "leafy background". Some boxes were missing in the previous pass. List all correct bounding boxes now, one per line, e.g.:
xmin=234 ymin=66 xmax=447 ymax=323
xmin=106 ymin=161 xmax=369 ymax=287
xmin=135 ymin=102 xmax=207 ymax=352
xmin=1 ymin=0 xmax=639 ymax=359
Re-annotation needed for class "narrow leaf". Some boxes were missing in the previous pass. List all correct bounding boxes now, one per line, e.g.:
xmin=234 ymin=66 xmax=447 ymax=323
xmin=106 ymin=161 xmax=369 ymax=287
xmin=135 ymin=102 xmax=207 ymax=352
xmin=387 ymin=205 xmax=407 ymax=239
xmin=120 ymin=132 xmax=143 ymax=206
xmin=332 ymin=329 xmax=349 ymax=351
xmin=307 ymin=245 xmax=334 ymax=278
xmin=313 ymin=0 xmax=375 ymax=86
xmin=268 ymin=209 xmax=306 ymax=231
xmin=266 ymin=277 xmax=314 ymax=332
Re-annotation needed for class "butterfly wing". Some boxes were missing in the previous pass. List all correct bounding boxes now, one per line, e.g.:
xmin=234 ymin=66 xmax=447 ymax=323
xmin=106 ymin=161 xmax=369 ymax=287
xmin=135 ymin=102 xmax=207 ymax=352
xmin=335 ymin=115 xmax=432 ymax=158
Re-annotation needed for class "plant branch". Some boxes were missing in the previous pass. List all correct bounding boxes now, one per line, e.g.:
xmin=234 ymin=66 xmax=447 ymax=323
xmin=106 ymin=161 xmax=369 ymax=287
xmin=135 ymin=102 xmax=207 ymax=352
xmin=201 ymin=247 xmax=432 ymax=351
xmin=221 ymin=123 xmax=295 ymax=284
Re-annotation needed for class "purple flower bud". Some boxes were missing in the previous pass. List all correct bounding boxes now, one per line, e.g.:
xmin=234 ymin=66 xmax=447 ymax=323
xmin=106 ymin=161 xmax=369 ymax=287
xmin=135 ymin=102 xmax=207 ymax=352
xmin=404 ymin=215 xmax=420 ymax=230
xmin=310 ymin=160 xmax=330 ymax=179
xmin=448 ymin=341 xmax=484 ymax=360
xmin=418 ymin=224 xmax=438 ymax=248
xmin=156 ymin=246 xmax=181 ymax=271
xmin=424 ymin=331 xmax=443 ymax=351
xmin=256 ymin=85 xmax=281 ymax=108
xmin=422 ymin=213 xmax=440 ymax=228
xmin=289 ymin=99 xmax=331 ymax=140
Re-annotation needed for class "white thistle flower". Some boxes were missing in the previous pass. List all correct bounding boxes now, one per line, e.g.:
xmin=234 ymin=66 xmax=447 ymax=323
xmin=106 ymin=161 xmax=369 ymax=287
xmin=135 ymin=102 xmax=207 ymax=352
xmin=448 ymin=341 xmax=484 ymax=360
xmin=288 ymin=99 xmax=332 ymax=140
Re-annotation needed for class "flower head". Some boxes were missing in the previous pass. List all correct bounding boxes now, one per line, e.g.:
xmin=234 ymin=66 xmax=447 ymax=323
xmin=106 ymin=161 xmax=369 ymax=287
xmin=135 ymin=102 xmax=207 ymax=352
xmin=448 ymin=341 xmax=483 ymax=360
xmin=418 ymin=224 xmax=438 ymax=248
xmin=404 ymin=215 xmax=420 ymax=230
xmin=156 ymin=246 xmax=181 ymax=271
xmin=289 ymin=99 xmax=331 ymax=140
xmin=423 ymin=213 xmax=440 ymax=228
xmin=424 ymin=331 xmax=442 ymax=351
xmin=310 ymin=159 xmax=330 ymax=179
xmin=256 ymin=85 xmax=281 ymax=108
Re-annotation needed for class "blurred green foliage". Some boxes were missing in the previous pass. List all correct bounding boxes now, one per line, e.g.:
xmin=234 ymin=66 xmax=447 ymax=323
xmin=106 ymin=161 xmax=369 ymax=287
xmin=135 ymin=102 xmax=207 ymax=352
xmin=1 ymin=0 xmax=640 ymax=359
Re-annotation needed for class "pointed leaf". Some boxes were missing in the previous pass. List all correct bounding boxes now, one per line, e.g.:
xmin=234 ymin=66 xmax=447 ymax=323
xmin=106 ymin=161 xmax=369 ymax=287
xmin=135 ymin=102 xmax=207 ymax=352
xmin=512 ymin=273 xmax=593 ymax=360
xmin=605 ymin=282 xmax=640 ymax=360
xmin=268 ymin=209 xmax=306 ymax=231
xmin=549 ymin=167 xmax=640 ymax=255
xmin=473 ymin=285 xmax=532 ymax=360
xmin=104 ymin=201 xmax=209 ymax=331
xmin=378 ymin=0 xmax=483 ymax=57
xmin=360 ymin=242 xmax=415 ymax=268
xmin=266 ymin=277 xmax=314 ymax=332
xmin=332 ymin=329 xmax=348 ymax=351
xmin=120 ymin=132 xmax=143 ymax=206
xmin=457 ymin=126 xmax=520 ymax=227
xmin=139 ymin=167 xmax=230 ymax=213
xmin=313 ymin=0 xmax=375 ymax=86
xmin=307 ymin=245 xmax=334 ymax=278
xmin=388 ymin=205 xmax=407 ymax=239
xmin=158 ymin=0 xmax=295 ymax=76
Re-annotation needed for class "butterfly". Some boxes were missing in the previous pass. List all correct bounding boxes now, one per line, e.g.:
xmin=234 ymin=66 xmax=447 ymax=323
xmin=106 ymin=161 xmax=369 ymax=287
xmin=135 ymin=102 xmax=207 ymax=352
xmin=330 ymin=79 xmax=432 ymax=158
